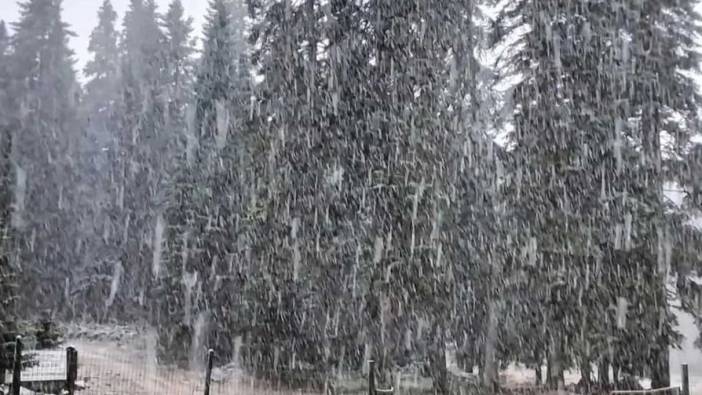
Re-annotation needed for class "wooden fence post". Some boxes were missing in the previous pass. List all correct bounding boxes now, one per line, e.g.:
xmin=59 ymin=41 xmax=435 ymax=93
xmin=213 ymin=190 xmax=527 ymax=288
xmin=11 ymin=336 xmax=22 ymax=395
xmin=368 ymin=360 xmax=375 ymax=395
xmin=204 ymin=349 xmax=214 ymax=395
xmin=682 ymin=363 xmax=689 ymax=395
xmin=66 ymin=347 xmax=78 ymax=395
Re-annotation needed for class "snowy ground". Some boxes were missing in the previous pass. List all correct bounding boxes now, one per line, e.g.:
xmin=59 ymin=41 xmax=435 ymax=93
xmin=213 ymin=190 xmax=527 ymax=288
xmin=17 ymin=316 xmax=698 ymax=394
xmin=50 ymin=325 xmax=319 ymax=395
xmin=65 ymin=332 xmax=573 ymax=395
xmin=64 ymin=338 xmax=319 ymax=395
xmin=670 ymin=307 xmax=702 ymax=394
xmin=489 ymin=307 xmax=702 ymax=393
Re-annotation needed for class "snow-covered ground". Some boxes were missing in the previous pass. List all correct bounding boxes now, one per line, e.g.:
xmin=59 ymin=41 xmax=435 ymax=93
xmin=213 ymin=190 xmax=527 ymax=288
xmin=67 ymin=339 xmax=320 ymax=395
xmin=54 ymin=318 xmax=702 ymax=394
xmin=671 ymin=307 xmax=702 ymax=394
xmin=53 ymin=325 xmax=320 ymax=395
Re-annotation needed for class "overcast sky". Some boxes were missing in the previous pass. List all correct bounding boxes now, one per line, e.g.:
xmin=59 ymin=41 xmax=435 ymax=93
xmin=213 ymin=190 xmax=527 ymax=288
xmin=0 ymin=0 xmax=210 ymax=79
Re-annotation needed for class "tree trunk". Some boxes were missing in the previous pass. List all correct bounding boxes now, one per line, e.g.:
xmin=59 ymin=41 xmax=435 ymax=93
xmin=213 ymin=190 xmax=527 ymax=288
xmin=650 ymin=339 xmax=670 ymax=388
xmin=598 ymin=357 xmax=609 ymax=385
xmin=534 ymin=363 xmax=542 ymax=386
xmin=637 ymin=16 xmax=669 ymax=388
xmin=580 ymin=361 xmax=592 ymax=391
xmin=547 ymin=335 xmax=564 ymax=390
xmin=429 ymin=322 xmax=449 ymax=394
xmin=482 ymin=298 xmax=500 ymax=392
xmin=457 ymin=333 xmax=474 ymax=372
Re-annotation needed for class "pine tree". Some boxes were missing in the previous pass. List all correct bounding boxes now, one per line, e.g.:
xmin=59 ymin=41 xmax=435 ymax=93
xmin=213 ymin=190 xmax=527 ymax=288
xmin=113 ymin=0 xmax=167 ymax=321
xmin=0 ymin=21 xmax=12 ymax=131
xmin=157 ymin=0 xmax=197 ymax=365
xmin=436 ymin=1 xmax=513 ymax=387
xmin=162 ymin=0 xmax=195 ymax=145
xmin=245 ymin=0 xmax=320 ymax=379
xmin=84 ymin=0 xmax=120 ymax=119
xmin=621 ymin=0 xmax=702 ymax=387
xmin=9 ymin=0 xmax=81 ymax=315
xmin=246 ymin=2 xmax=482 ymax=392
xmin=498 ymin=1 xmax=623 ymax=386
xmin=246 ymin=0 xmax=375 ymax=382
xmin=490 ymin=0 xmax=701 ymax=390
xmin=194 ymin=0 xmax=251 ymax=363
xmin=159 ymin=0 xmax=252 ymax=365
xmin=194 ymin=0 xmax=241 ymax=144
xmin=0 ymin=19 xmax=19 ymax=380
xmin=75 ymin=0 xmax=123 ymax=320
xmin=83 ymin=0 xmax=120 ymax=151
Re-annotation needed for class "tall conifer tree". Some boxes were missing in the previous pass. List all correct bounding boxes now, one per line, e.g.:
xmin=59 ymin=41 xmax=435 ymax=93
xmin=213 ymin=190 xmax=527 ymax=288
xmin=113 ymin=0 xmax=167 ymax=320
xmin=0 ymin=20 xmax=19 ymax=364
xmin=157 ymin=0 xmax=197 ymax=365
xmin=76 ymin=0 xmax=123 ymax=319
xmin=9 ymin=0 xmax=81 ymax=314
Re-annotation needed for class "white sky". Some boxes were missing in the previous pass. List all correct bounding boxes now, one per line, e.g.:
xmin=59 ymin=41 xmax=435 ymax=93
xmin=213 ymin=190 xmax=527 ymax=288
xmin=0 ymin=0 xmax=210 ymax=79
xmin=0 ymin=0 xmax=701 ymax=84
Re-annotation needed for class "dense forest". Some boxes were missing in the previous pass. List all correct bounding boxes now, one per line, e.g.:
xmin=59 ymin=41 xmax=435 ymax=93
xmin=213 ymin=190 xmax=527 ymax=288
xmin=2 ymin=0 xmax=702 ymax=393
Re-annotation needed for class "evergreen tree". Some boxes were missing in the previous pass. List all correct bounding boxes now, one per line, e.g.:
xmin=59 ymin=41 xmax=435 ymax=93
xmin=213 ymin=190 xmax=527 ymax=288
xmin=0 ymin=19 xmax=19 ymax=379
xmin=0 ymin=21 xmax=12 ymax=131
xmin=246 ymin=2 xmax=482 ymax=392
xmin=622 ymin=0 xmax=702 ymax=387
xmin=160 ymin=0 xmax=251 ymax=365
xmin=157 ymin=0 xmax=197 ymax=365
xmin=76 ymin=0 xmax=123 ymax=320
xmin=491 ymin=0 xmax=701 ymax=389
xmin=113 ymin=0 xmax=167 ymax=321
xmin=162 ymin=0 xmax=195 ymax=147
xmin=498 ymin=1 xmax=623 ymax=386
xmin=9 ymin=0 xmax=81 ymax=316
xmin=195 ymin=0 xmax=252 ymax=363
xmin=84 ymin=0 xmax=120 ymax=120
xmin=194 ymin=0 xmax=242 ymax=144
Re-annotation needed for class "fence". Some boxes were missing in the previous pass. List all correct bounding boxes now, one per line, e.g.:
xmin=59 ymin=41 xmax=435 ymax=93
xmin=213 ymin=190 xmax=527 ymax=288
xmin=2 ymin=337 xmax=326 ymax=395
xmin=2 ymin=337 xmax=77 ymax=395
xmin=366 ymin=360 xmax=393 ymax=395
xmin=3 ymin=338 xmax=692 ymax=395
xmin=610 ymin=364 xmax=690 ymax=395
xmin=611 ymin=388 xmax=681 ymax=395
xmin=3 ymin=336 xmax=224 ymax=395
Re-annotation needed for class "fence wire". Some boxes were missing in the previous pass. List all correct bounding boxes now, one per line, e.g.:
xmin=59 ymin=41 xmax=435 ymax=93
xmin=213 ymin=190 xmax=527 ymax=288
xmin=3 ymin=343 xmax=690 ymax=395
xmin=611 ymin=389 xmax=681 ymax=395
xmin=3 ymin=343 xmax=322 ymax=395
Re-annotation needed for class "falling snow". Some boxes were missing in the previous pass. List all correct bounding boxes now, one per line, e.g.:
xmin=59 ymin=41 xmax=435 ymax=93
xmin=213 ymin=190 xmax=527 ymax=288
xmin=3 ymin=0 xmax=702 ymax=394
